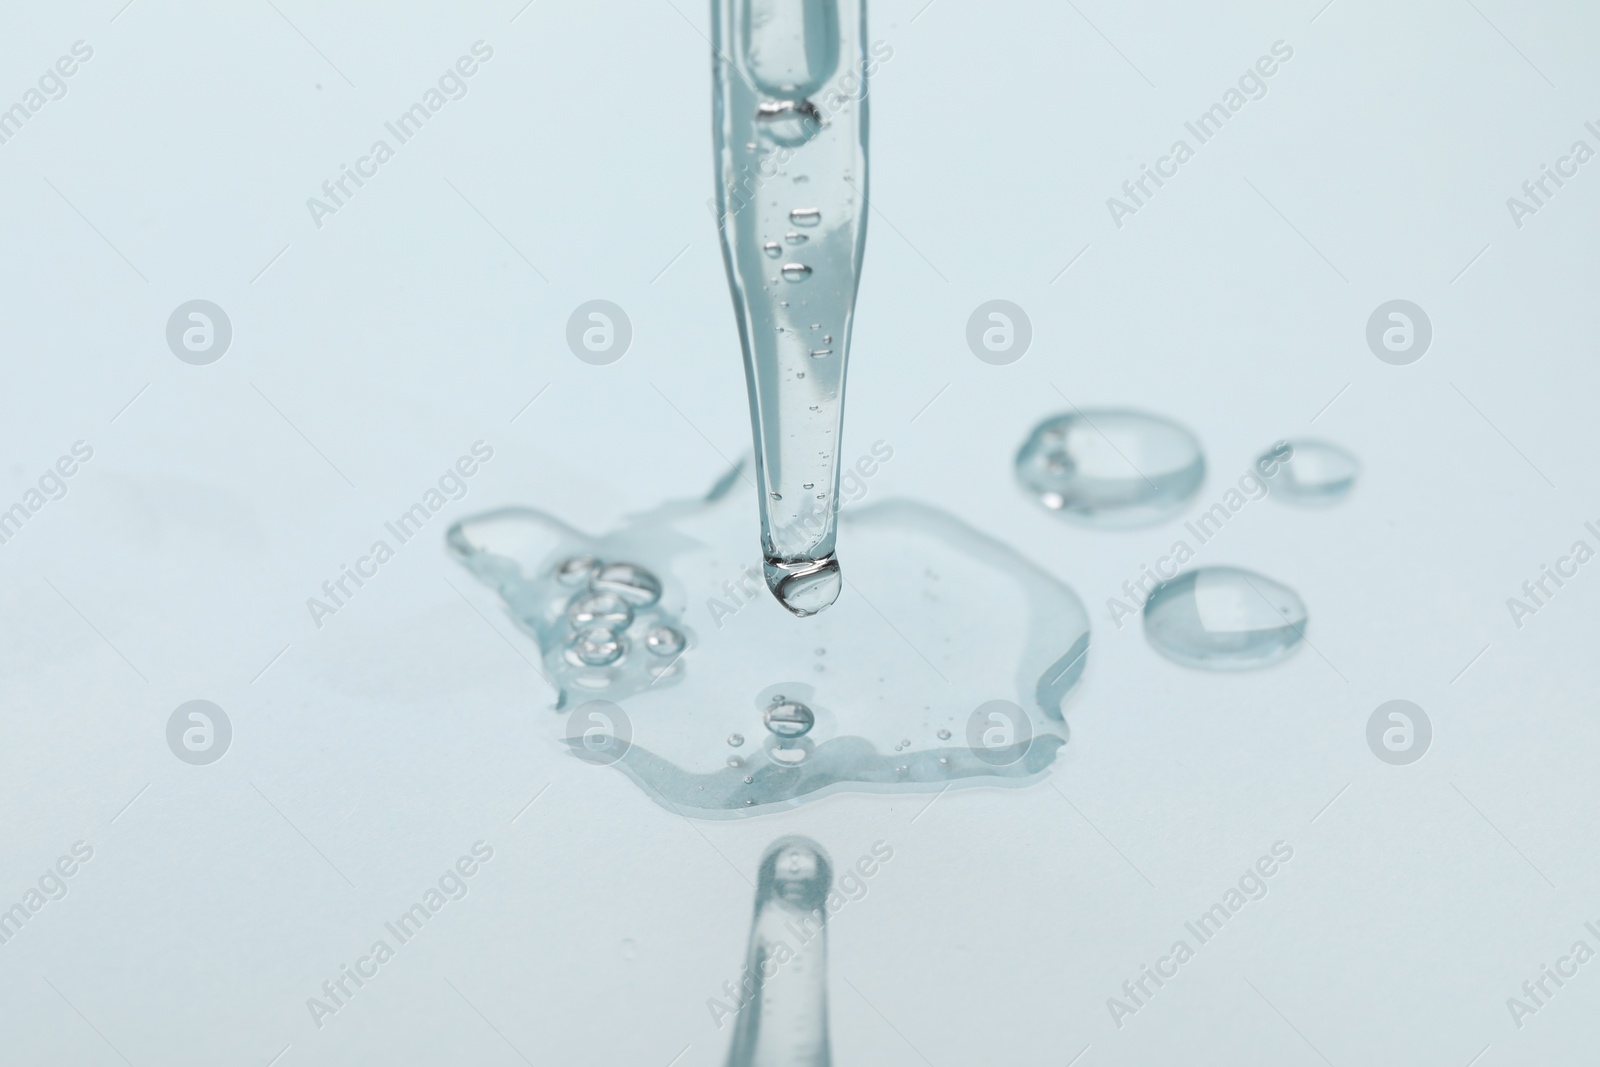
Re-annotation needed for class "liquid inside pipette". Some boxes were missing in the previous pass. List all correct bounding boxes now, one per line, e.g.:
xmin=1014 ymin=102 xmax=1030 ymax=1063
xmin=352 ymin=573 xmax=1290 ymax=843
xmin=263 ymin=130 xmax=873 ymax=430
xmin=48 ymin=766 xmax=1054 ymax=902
xmin=713 ymin=0 xmax=869 ymax=617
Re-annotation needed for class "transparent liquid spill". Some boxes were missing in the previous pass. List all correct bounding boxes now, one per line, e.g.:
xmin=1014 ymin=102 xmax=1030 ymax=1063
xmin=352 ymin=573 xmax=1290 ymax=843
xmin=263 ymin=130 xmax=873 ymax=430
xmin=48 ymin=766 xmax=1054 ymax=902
xmin=1142 ymin=566 xmax=1307 ymax=670
xmin=714 ymin=0 xmax=869 ymax=616
xmin=1016 ymin=409 xmax=1205 ymax=527
xmin=447 ymin=465 xmax=1088 ymax=817
xmin=723 ymin=836 xmax=833 ymax=1067
xmin=1262 ymin=439 xmax=1359 ymax=505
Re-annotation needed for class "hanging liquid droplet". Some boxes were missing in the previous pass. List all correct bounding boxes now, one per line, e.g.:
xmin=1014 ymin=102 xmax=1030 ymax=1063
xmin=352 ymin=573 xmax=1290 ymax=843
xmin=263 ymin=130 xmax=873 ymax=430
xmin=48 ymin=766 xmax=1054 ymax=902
xmin=645 ymin=626 xmax=686 ymax=657
xmin=1015 ymin=409 xmax=1205 ymax=527
xmin=764 ymin=555 xmax=841 ymax=617
xmin=764 ymin=699 xmax=815 ymax=738
xmin=1143 ymin=566 xmax=1307 ymax=670
xmin=789 ymin=207 xmax=822 ymax=226
xmin=591 ymin=562 xmax=663 ymax=606
xmin=781 ymin=263 xmax=813 ymax=282
xmin=1262 ymin=439 xmax=1359 ymax=505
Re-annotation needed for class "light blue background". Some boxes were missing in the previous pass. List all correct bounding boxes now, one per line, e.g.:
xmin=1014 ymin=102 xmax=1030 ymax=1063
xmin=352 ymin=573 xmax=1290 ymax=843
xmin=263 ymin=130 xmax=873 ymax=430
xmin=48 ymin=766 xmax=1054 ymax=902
xmin=2 ymin=0 xmax=1598 ymax=1063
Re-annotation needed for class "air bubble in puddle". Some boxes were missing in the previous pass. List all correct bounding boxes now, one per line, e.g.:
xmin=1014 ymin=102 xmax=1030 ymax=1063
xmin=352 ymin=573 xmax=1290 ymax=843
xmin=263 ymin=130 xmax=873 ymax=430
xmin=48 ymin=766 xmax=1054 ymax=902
xmin=1142 ymin=566 xmax=1307 ymax=670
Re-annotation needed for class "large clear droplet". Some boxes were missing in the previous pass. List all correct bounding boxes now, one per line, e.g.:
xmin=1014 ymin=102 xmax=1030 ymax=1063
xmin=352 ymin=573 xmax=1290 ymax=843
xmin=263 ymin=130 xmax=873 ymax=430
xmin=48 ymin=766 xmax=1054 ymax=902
xmin=764 ymin=555 xmax=841 ymax=617
xmin=1262 ymin=439 xmax=1359 ymax=505
xmin=1016 ymin=409 xmax=1205 ymax=527
xmin=1142 ymin=566 xmax=1307 ymax=670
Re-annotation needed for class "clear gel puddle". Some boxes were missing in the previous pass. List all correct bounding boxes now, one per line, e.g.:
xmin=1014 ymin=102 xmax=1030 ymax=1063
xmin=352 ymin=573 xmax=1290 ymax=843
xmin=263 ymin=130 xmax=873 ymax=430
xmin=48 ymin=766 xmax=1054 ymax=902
xmin=447 ymin=465 xmax=1089 ymax=817
xmin=1016 ymin=409 xmax=1205 ymax=527
xmin=713 ymin=0 xmax=870 ymax=616
xmin=1142 ymin=566 xmax=1307 ymax=670
xmin=1262 ymin=439 xmax=1359 ymax=505
xmin=722 ymin=836 xmax=833 ymax=1067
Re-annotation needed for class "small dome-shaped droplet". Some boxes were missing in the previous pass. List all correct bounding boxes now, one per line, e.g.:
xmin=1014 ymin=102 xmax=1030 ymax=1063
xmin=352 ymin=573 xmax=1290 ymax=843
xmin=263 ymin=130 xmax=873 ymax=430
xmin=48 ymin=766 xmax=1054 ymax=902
xmin=565 ymin=627 xmax=624 ymax=667
xmin=644 ymin=625 xmax=686 ymax=657
xmin=1016 ymin=410 xmax=1205 ymax=527
xmin=566 ymin=590 xmax=633 ymax=632
xmin=554 ymin=555 xmax=601 ymax=586
xmin=590 ymin=562 xmax=662 ymax=606
xmin=1142 ymin=566 xmax=1307 ymax=670
xmin=1261 ymin=439 xmax=1359 ymax=505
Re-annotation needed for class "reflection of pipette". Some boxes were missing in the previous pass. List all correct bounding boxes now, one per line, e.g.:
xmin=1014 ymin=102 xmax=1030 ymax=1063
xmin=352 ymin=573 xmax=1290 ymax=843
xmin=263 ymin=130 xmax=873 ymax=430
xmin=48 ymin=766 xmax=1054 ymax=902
xmin=712 ymin=0 xmax=870 ymax=617
xmin=722 ymin=836 xmax=833 ymax=1067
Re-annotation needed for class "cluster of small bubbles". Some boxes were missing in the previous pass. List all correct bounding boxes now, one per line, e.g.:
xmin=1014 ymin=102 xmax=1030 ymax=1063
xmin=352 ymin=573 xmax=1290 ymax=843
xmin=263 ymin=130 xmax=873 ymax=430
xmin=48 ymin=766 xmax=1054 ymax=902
xmin=727 ymin=733 xmax=745 ymax=747
xmin=764 ymin=699 xmax=815 ymax=738
xmin=549 ymin=556 xmax=678 ymax=680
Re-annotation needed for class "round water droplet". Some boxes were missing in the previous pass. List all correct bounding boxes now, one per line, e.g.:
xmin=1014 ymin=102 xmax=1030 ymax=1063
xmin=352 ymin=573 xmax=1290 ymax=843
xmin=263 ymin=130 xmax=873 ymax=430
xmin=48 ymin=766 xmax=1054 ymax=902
xmin=781 ymin=263 xmax=813 ymax=282
xmin=786 ymin=232 xmax=809 ymax=245
xmin=1142 ymin=566 xmax=1307 ymax=670
xmin=789 ymin=207 xmax=821 ymax=226
xmin=1016 ymin=410 xmax=1205 ymax=527
xmin=566 ymin=590 xmax=633 ymax=632
xmin=764 ymin=240 xmax=783 ymax=258
xmin=764 ymin=555 xmax=841 ymax=616
xmin=644 ymin=626 xmax=686 ymax=657
xmin=764 ymin=700 xmax=815 ymax=738
xmin=566 ymin=627 xmax=624 ymax=667
xmin=591 ymin=562 xmax=662 ymax=606
xmin=937 ymin=728 xmax=952 ymax=740
xmin=727 ymin=733 xmax=745 ymax=747
xmin=743 ymin=775 xmax=755 ymax=784
xmin=555 ymin=555 xmax=601 ymax=586
xmin=1262 ymin=439 xmax=1359 ymax=505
